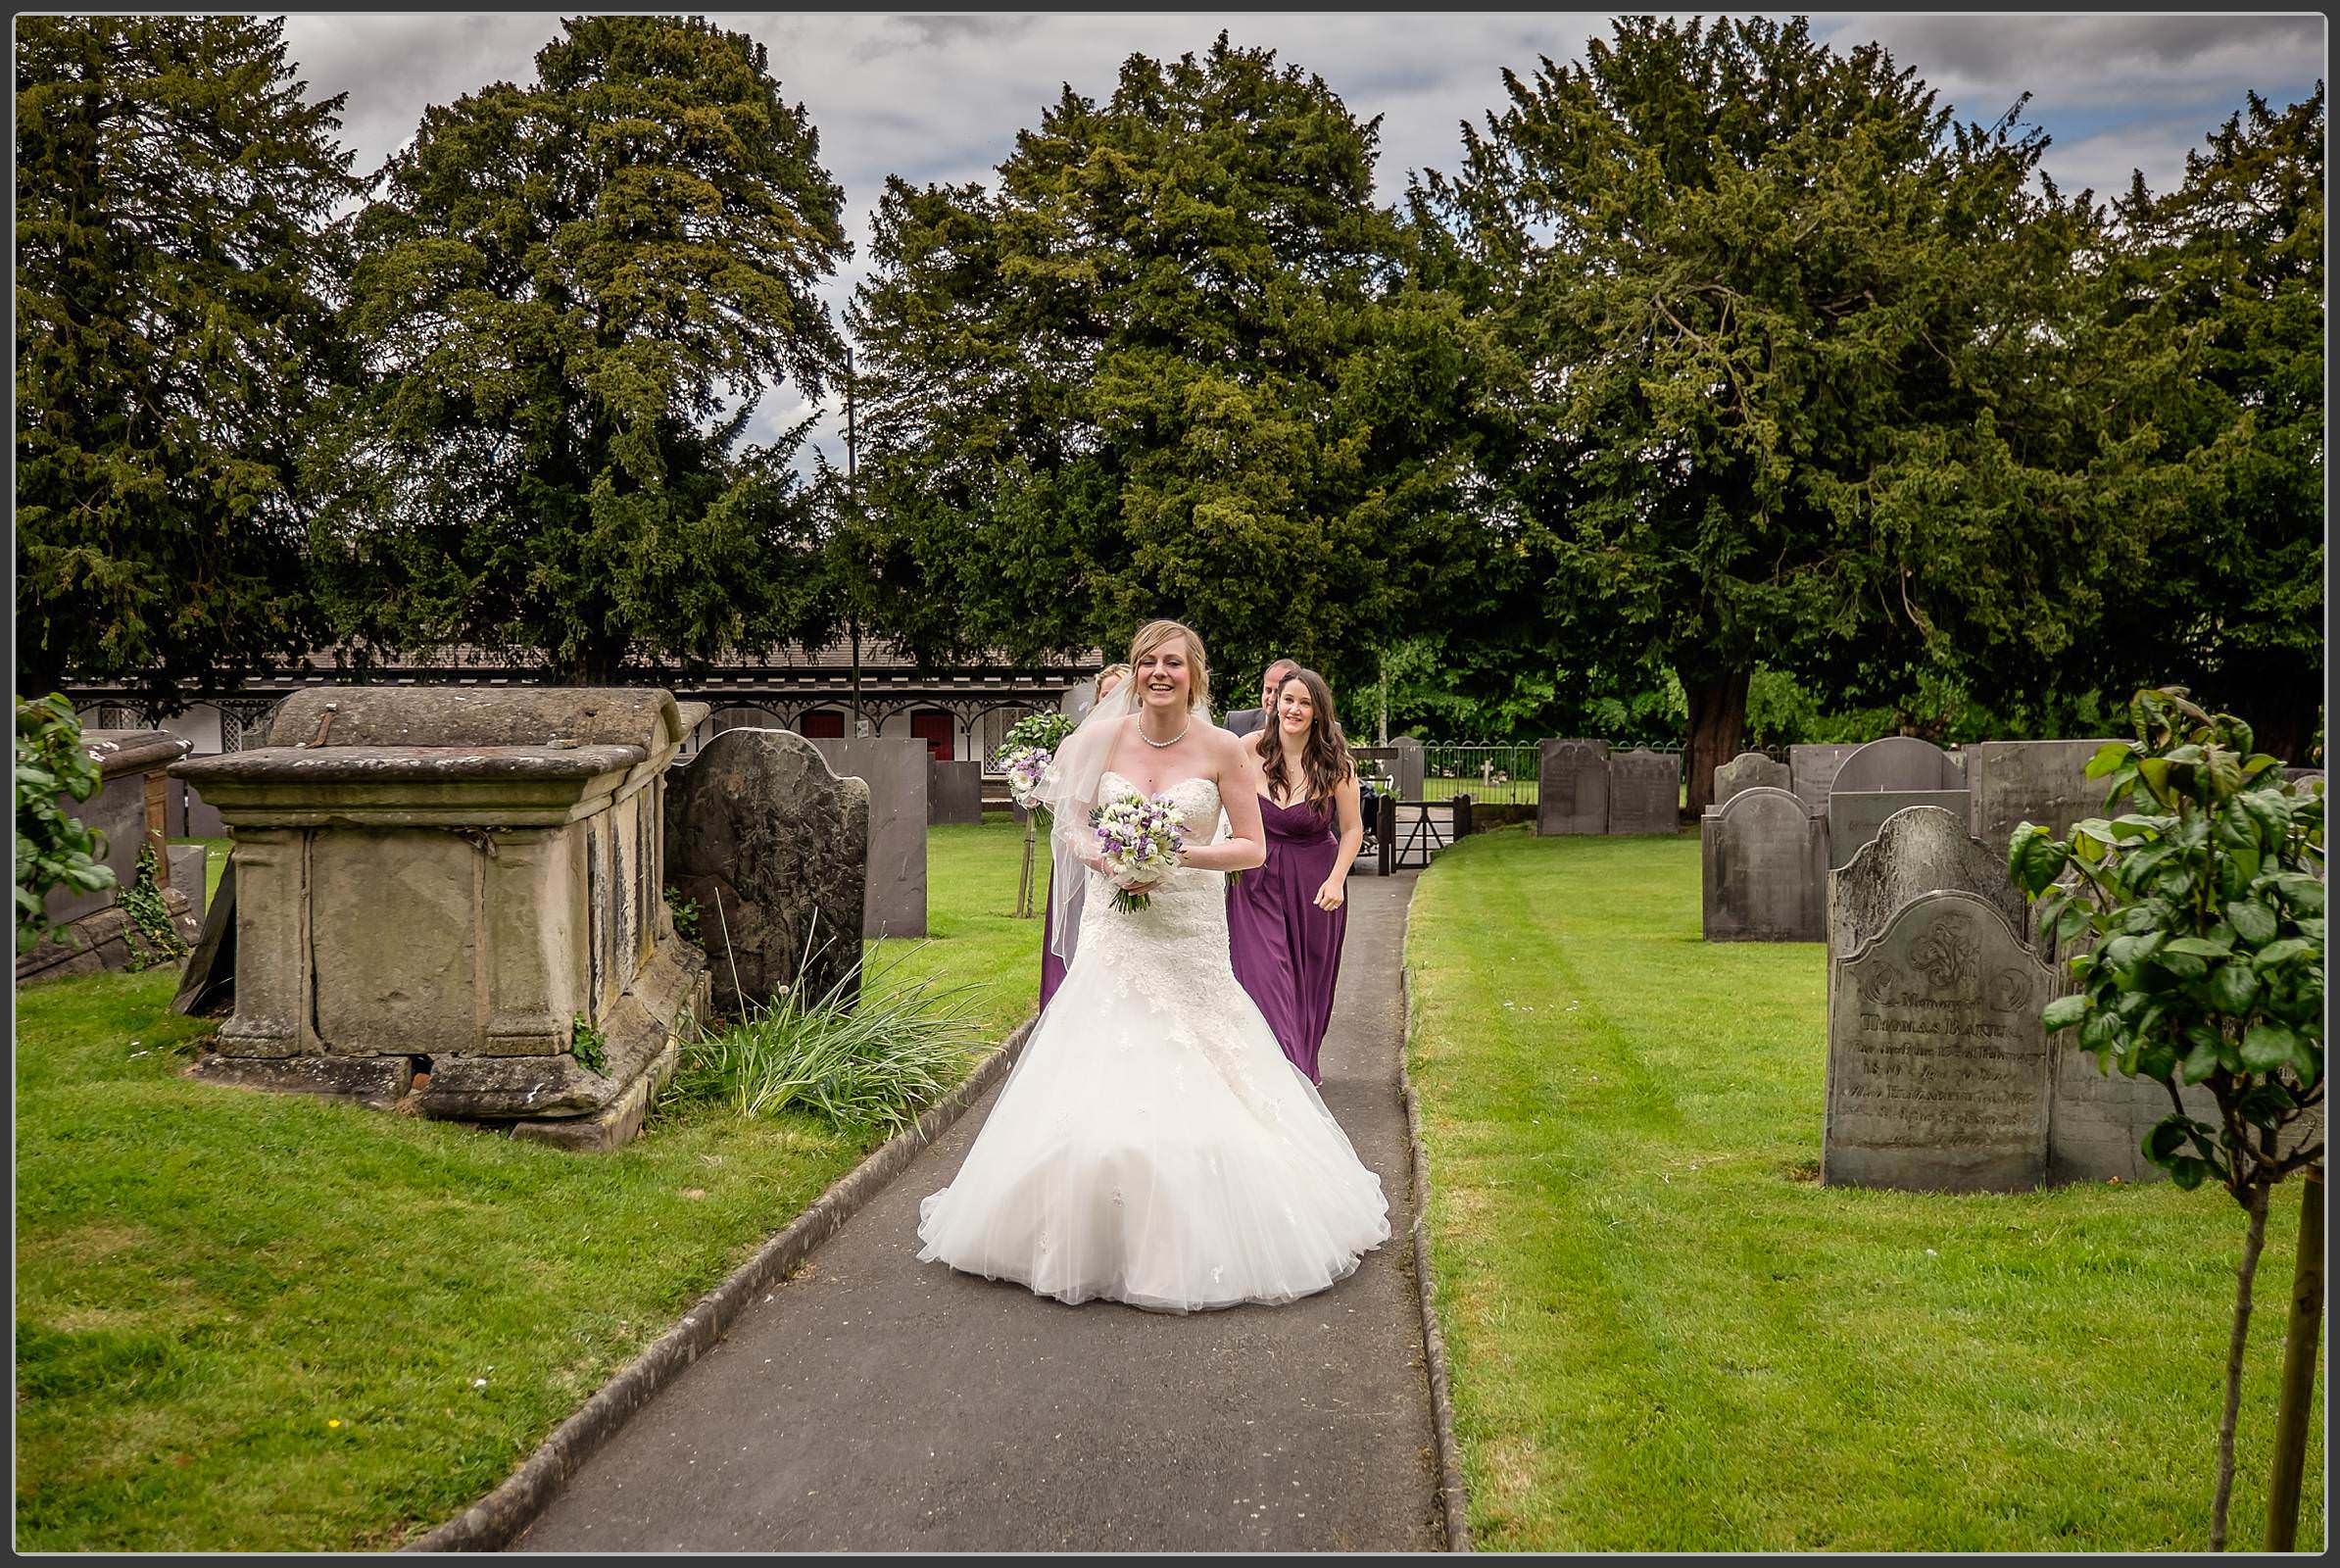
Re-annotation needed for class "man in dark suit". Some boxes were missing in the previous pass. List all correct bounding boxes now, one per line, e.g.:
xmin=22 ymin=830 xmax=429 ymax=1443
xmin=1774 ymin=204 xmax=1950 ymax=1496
xmin=1225 ymin=657 xmax=1296 ymax=738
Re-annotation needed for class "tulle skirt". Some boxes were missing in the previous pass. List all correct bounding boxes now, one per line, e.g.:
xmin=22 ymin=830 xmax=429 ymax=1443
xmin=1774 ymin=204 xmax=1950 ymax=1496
xmin=917 ymin=872 xmax=1390 ymax=1313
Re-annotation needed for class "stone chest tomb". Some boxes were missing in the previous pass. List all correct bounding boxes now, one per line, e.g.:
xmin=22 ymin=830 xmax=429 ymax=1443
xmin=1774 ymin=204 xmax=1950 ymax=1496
xmin=169 ymin=687 xmax=710 ymax=1151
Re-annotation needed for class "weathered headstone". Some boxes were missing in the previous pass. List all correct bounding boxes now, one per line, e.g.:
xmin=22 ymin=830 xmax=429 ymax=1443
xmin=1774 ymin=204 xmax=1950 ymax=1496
xmin=16 ymin=728 xmax=206 ymax=986
xmin=1788 ymin=743 xmax=1863 ymax=815
xmin=1536 ymin=740 xmax=1609 ymax=835
xmin=928 ymin=759 xmax=984 ymax=825
xmin=1833 ymin=736 xmax=1965 ymax=795
xmin=1828 ymin=790 xmax=1974 ymax=870
xmin=667 ymin=728 xmax=869 ymax=1016
xmin=1352 ymin=743 xmax=1427 ymax=805
xmin=808 ymin=736 xmax=930 ymax=939
xmin=1967 ymin=739 xmax=2122 ymax=855
xmin=1606 ymin=749 xmax=1681 ymax=835
xmin=1713 ymin=751 xmax=1791 ymax=805
xmin=1824 ymin=891 xmax=2055 ymax=1193
xmin=169 ymin=687 xmax=710 ymax=1150
xmin=1827 ymin=805 xmax=2028 ymax=963
xmin=1701 ymin=787 xmax=1825 ymax=941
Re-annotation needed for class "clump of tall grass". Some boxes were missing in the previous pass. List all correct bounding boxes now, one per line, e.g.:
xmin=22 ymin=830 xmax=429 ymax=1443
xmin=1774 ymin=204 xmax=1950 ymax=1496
xmin=668 ymin=938 xmax=993 ymax=1136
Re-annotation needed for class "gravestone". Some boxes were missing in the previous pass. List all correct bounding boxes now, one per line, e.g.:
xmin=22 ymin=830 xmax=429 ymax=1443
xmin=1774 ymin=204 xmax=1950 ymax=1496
xmin=1968 ymin=739 xmax=2122 ymax=855
xmin=16 ymin=728 xmax=206 ymax=986
xmin=1606 ymin=749 xmax=1681 ymax=835
xmin=667 ymin=728 xmax=869 ymax=1015
xmin=1352 ymin=743 xmax=1427 ymax=804
xmin=1713 ymin=751 xmax=1791 ymax=805
xmin=1824 ymin=890 xmax=2055 ymax=1193
xmin=808 ymin=737 xmax=930 ymax=939
xmin=1788 ymin=743 xmax=1864 ymax=814
xmin=1701 ymin=787 xmax=1825 ymax=941
xmin=928 ymin=759 xmax=984 ymax=825
xmin=1536 ymin=740 xmax=1609 ymax=835
xmin=2285 ymin=768 xmax=2324 ymax=790
xmin=1827 ymin=806 xmax=2028 ymax=964
xmin=169 ymin=687 xmax=710 ymax=1151
xmin=1833 ymin=736 xmax=1965 ymax=795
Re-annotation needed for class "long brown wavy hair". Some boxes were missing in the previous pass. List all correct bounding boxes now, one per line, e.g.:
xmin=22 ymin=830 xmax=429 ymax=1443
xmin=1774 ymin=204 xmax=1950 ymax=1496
xmin=1253 ymin=666 xmax=1352 ymax=811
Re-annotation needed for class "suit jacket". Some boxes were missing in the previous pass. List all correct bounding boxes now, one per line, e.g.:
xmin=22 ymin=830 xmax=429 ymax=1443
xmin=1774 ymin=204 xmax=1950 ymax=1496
xmin=1225 ymin=707 xmax=1267 ymax=738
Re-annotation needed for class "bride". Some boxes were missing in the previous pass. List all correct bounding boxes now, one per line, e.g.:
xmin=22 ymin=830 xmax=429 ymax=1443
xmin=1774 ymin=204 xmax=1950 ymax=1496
xmin=916 ymin=619 xmax=1391 ymax=1312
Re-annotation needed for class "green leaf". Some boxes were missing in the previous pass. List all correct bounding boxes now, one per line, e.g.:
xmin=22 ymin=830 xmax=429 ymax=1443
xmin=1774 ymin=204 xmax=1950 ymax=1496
xmin=2206 ymin=960 xmax=2260 ymax=1013
xmin=2253 ymin=938 xmax=2313 ymax=968
xmin=2226 ymin=900 xmax=2281 ymax=946
xmin=2267 ymin=873 xmax=2324 ymax=914
xmin=2085 ymin=742 xmax=2133 ymax=779
xmin=2041 ymin=995 xmax=2090 ymax=1033
xmin=2169 ymin=1156 xmax=2212 ymax=1192
xmin=2163 ymin=935 xmax=2234 ymax=957
xmin=2179 ymin=1039 xmax=2221 ymax=1084
xmin=2240 ymin=1022 xmax=2299 ymax=1071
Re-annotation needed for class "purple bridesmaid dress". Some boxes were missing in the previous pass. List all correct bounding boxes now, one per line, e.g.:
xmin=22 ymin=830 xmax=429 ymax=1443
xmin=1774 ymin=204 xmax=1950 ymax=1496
xmin=1039 ymin=892 xmax=1069 ymax=1010
xmin=1226 ymin=792 xmax=1348 ymax=1083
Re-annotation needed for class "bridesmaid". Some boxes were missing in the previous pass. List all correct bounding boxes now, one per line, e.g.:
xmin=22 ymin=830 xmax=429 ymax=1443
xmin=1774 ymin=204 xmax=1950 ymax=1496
xmin=1039 ymin=663 xmax=1132 ymax=1010
xmin=1227 ymin=665 xmax=1363 ymax=1083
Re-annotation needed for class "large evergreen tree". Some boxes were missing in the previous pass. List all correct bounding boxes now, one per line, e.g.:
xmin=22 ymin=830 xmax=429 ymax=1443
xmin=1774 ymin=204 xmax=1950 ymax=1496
xmin=1415 ymin=16 xmax=2121 ymax=811
xmin=14 ymin=16 xmax=362 ymax=709
xmin=846 ymin=35 xmax=1489 ymax=699
xmin=325 ymin=15 xmax=850 ymax=683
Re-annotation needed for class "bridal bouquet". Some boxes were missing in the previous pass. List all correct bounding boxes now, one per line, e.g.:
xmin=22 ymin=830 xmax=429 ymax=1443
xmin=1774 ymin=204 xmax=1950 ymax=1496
xmin=1092 ymin=793 xmax=1187 ymax=912
xmin=994 ymin=712 xmax=1077 ymax=810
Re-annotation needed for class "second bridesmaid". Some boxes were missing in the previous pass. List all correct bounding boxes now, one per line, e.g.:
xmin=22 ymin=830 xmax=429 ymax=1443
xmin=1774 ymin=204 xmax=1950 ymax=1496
xmin=1227 ymin=665 xmax=1363 ymax=1083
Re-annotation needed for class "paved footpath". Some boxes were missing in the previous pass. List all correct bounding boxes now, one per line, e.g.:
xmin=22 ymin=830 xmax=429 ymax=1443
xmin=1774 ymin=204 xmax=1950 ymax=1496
xmin=515 ymin=870 xmax=1440 ymax=1553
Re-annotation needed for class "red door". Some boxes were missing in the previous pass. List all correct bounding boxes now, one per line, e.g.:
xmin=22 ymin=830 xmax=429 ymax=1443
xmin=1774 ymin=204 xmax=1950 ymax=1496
xmin=910 ymin=710 xmax=954 ymax=762
xmin=797 ymin=710 xmax=844 ymax=738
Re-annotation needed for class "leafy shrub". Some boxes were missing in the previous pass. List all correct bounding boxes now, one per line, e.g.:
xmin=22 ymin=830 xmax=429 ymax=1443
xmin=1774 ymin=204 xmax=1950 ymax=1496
xmin=117 ymin=844 xmax=190 ymax=971
xmin=667 ymin=942 xmax=991 ymax=1135
xmin=15 ymin=693 xmax=115 ymax=954
xmin=2010 ymin=685 xmax=2323 ymax=1549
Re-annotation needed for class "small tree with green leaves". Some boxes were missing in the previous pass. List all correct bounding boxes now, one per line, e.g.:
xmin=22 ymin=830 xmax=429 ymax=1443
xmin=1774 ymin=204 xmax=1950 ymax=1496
xmin=2010 ymin=686 xmax=2324 ymax=1550
xmin=15 ymin=693 xmax=117 ymax=954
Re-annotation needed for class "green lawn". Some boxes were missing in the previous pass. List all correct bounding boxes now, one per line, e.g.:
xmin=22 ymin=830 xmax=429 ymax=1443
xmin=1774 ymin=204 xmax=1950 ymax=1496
xmin=1405 ymin=826 xmax=2324 ymax=1552
xmin=15 ymin=819 xmax=1041 ymax=1550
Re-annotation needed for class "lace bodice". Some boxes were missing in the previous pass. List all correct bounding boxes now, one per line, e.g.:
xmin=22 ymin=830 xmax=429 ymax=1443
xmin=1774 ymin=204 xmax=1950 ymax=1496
xmin=1098 ymin=769 xmax=1223 ymax=846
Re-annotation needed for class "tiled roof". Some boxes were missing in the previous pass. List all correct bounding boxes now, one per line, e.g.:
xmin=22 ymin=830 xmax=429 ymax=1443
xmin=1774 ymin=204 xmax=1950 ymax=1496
xmin=293 ymin=636 xmax=1104 ymax=674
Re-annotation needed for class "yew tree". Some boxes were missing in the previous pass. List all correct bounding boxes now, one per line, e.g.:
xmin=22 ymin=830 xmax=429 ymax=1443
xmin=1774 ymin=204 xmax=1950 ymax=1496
xmin=325 ymin=15 xmax=850 ymax=683
xmin=1415 ymin=17 xmax=2096 ymax=812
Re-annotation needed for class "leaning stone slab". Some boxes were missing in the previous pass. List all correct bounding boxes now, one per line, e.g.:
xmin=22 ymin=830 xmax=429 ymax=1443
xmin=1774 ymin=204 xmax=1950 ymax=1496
xmin=809 ymin=737 xmax=929 ymax=939
xmin=1536 ymin=740 xmax=1609 ymax=835
xmin=1788 ymin=743 xmax=1863 ymax=814
xmin=1824 ymin=890 xmax=2055 ymax=1194
xmin=1702 ymin=787 xmax=1825 ymax=941
xmin=187 ymin=1051 xmax=414 ymax=1109
xmin=666 ymin=727 xmax=869 ymax=1014
xmin=1968 ymin=739 xmax=2123 ymax=856
xmin=1606 ymin=749 xmax=1681 ymax=835
xmin=1713 ymin=751 xmax=1790 ymax=805
xmin=928 ymin=759 xmax=984 ymax=826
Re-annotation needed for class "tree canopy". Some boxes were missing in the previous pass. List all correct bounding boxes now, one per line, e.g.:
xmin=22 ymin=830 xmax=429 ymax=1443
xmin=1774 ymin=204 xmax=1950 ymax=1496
xmin=14 ymin=15 xmax=363 ymax=710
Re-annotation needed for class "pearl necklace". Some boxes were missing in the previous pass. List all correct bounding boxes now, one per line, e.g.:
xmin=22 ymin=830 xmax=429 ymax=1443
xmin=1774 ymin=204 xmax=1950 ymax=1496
xmin=1139 ymin=715 xmax=1192 ymax=749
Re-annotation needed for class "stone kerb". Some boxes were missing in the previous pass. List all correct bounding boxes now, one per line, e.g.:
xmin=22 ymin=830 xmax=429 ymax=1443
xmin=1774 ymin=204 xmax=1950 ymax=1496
xmin=1606 ymin=749 xmax=1681 ymax=835
xmin=169 ymin=687 xmax=711 ymax=1152
xmin=1824 ymin=890 xmax=2055 ymax=1194
xmin=808 ymin=737 xmax=930 ymax=939
xmin=1701 ymin=787 xmax=1824 ymax=941
xmin=1713 ymin=751 xmax=1790 ymax=805
xmin=1536 ymin=740 xmax=1609 ymax=836
xmin=667 ymin=728 xmax=870 ymax=1015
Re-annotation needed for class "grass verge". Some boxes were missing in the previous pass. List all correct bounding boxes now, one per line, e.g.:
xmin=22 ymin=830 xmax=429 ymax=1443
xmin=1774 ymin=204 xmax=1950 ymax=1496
xmin=15 ymin=819 xmax=1041 ymax=1550
xmin=1404 ymin=825 xmax=2325 ymax=1552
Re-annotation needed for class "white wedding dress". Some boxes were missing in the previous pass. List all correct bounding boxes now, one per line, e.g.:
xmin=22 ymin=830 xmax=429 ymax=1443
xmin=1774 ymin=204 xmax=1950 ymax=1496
xmin=916 ymin=771 xmax=1391 ymax=1312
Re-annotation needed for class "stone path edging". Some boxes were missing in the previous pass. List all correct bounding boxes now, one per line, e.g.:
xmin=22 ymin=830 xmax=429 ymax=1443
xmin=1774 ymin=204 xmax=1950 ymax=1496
xmin=1399 ymin=877 xmax=1474 ymax=1551
xmin=402 ymin=1012 xmax=1039 ymax=1553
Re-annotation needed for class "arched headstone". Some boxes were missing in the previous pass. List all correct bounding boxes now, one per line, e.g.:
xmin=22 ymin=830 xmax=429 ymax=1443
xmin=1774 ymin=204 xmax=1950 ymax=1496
xmin=1825 ymin=890 xmax=2054 ymax=1193
xmin=1607 ymin=749 xmax=1680 ymax=835
xmin=1536 ymin=739 xmax=1609 ymax=835
xmin=1701 ymin=787 xmax=1824 ymax=941
xmin=1832 ymin=735 xmax=1964 ymax=795
xmin=1714 ymin=751 xmax=1790 ymax=805
xmin=1828 ymin=805 xmax=2027 ymax=962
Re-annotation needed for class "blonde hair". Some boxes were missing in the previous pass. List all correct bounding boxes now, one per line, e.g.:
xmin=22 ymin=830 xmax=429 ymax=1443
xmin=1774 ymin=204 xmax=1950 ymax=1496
xmin=1095 ymin=662 xmax=1133 ymax=697
xmin=1127 ymin=619 xmax=1210 ymax=714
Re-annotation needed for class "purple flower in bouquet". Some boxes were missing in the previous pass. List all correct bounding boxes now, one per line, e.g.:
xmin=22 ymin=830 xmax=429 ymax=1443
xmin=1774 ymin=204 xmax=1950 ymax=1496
xmin=1091 ymin=792 xmax=1187 ymax=912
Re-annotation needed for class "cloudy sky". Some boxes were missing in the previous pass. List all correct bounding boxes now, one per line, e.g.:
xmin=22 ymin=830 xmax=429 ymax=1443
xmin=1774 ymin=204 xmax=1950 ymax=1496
xmin=276 ymin=10 xmax=2328 ymax=467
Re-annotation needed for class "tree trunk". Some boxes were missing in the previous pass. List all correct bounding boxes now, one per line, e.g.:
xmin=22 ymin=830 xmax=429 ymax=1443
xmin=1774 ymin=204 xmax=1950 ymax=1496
xmin=1682 ymin=668 xmax=1751 ymax=820
xmin=2265 ymin=1168 xmax=2324 ymax=1550
xmin=2212 ymin=1181 xmax=2273 ymax=1550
